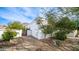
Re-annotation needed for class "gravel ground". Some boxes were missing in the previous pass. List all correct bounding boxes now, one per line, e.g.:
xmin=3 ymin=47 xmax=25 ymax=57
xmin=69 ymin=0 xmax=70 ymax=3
xmin=0 ymin=36 xmax=56 ymax=51
xmin=0 ymin=36 xmax=79 ymax=51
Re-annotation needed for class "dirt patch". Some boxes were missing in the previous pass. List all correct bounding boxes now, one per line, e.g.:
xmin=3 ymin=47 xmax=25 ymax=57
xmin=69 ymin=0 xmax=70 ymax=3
xmin=0 ymin=36 xmax=79 ymax=51
xmin=0 ymin=36 xmax=56 ymax=51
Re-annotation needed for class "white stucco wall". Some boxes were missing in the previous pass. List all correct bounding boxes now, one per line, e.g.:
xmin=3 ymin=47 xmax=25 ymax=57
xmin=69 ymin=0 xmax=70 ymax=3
xmin=37 ymin=30 xmax=45 ymax=39
xmin=0 ymin=29 xmax=22 ymax=40
xmin=67 ymin=30 xmax=77 ymax=38
xmin=27 ymin=30 xmax=32 ymax=36
xmin=14 ymin=30 xmax=22 ymax=37
xmin=27 ymin=21 xmax=45 ymax=39
xmin=0 ymin=29 xmax=4 ymax=39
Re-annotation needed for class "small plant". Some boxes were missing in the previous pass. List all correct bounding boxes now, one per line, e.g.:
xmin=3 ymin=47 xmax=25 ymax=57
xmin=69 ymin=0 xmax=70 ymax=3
xmin=55 ymin=31 xmax=67 ymax=41
xmin=55 ymin=40 xmax=63 ymax=47
xmin=2 ymin=29 xmax=17 ymax=41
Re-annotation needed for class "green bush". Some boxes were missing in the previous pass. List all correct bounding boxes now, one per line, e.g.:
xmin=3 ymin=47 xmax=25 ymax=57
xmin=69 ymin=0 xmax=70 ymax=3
xmin=2 ymin=30 xmax=17 ymax=41
xmin=55 ymin=31 xmax=67 ymax=41
xmin=72 ymin=45 xmax=79 ymax=51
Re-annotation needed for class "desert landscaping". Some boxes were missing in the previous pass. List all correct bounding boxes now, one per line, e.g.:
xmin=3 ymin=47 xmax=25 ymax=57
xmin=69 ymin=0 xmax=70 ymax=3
xmin=0 ymin=36 xmax=79 ymax=51
xmin=0 ymin=7 xmax=79 ymax=51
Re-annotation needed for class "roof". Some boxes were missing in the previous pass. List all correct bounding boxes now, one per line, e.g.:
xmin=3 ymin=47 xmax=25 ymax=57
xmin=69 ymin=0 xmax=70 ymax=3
xmin=23 ymin=23 xmax=29 ymax=26
xmin=0 ymin=25 xmax=6 ymax=29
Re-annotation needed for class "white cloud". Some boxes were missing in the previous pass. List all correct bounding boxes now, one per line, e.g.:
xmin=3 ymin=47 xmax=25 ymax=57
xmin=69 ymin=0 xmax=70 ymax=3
xmin=0 ymin=7 xmax=39 ymax=23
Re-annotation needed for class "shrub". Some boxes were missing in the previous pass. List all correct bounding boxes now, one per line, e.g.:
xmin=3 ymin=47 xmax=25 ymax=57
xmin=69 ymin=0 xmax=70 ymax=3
xmin=55 ymin=40 xmax=63 ymax=47
xmin=7 ymin=21 xmax=25 ymax=30
xmin=2 ymin=30 xmax=17 ymax=41
xmin=72 ymin=45 xmax=79 ymax=51
xmin=55 ymin=31 xmax=67 ymax=41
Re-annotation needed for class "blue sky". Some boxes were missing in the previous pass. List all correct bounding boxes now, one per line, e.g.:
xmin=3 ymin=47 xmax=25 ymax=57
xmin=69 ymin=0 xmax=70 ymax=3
xmin=0 ymin=7 xmax=40 ymax=25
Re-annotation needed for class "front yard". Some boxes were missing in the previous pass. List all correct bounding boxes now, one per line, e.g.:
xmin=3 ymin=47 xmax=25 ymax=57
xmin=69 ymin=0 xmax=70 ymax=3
xmin=0 ymin=36 xmax=55 ymax=51
xmin=0 ymin=36 xmax=79 ymax=51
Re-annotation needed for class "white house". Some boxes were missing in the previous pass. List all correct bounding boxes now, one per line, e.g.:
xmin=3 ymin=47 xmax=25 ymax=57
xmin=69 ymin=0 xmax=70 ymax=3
xmin=27 ymin=18 xmax=78 ymax=40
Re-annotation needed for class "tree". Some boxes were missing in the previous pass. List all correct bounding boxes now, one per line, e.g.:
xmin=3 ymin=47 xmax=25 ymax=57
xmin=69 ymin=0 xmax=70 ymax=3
xmin=37 ymin=8 xmax=77 ymax=40
xmin=55 ymin=17 xmax=76 ymax=40
xmin=41 ymin=25 xmax=54 ymax=37
xmin=56 ymin=17 xmax=76 ymax=32
xmin=36 ymin=17 xmax=43 ymax=25
xmin=59 ymin=7 xmax=79 ymax=28
xmin=64 ymin=7 xmax=79 ymax=15
xmin=7 ymin=21 xmax=25 ymax=30
xmin=75 ymin=19 xmax=79 ymax=30
xmin=36 ymin=10 xmax=56 ymax=38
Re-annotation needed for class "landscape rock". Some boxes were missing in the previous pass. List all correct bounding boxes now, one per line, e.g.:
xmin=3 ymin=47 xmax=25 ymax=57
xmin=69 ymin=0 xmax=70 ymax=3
xmin=10 ymin=39 xmax=18 ymax=44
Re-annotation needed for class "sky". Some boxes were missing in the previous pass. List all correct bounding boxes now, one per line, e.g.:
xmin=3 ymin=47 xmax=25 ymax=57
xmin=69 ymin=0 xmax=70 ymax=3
xmin=0 ymin=7 xmax=66 ymax=25
xmin=0 ymin=7 xmax=40 ymax=25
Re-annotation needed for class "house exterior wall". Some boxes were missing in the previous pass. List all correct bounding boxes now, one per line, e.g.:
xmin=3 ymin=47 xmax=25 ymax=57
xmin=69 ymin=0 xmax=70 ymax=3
xmin=37 ymin=30 xmax=45 ymax=39
xmin=14 ymin=30 xmax=22 ymax=38
xmin=0 ymin=29 xmax=4 ymax=39
xmin=67 ymin=30 xmax=77 ymax=38
xmin=27 ymin=30 xmax=32 ymax=36
xmin=0 ymin=29 xmax=22 ymax=40
xmin=27 ymin=20 xmax=46 ymax=39
xmin=30 ymin=21 xmax=39 ymax=38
